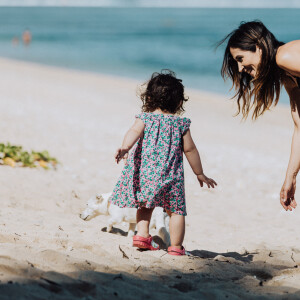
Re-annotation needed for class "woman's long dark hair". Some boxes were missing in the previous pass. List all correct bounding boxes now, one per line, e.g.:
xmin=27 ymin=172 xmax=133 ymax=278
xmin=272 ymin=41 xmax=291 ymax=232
xmin=219 ymin=21 xmax=284 ymax=119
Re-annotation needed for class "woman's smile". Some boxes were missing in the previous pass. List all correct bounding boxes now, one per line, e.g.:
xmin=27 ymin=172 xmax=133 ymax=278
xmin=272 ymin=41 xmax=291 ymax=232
xmin=230 ymin=47 xmax=261 ymax=78
xmin=244 ymin=66 xmax=255 ymax=77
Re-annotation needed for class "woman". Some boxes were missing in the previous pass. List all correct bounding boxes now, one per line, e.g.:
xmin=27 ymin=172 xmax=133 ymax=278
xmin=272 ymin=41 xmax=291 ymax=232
xmin=220 ymin=21 xmax=300 ymax=211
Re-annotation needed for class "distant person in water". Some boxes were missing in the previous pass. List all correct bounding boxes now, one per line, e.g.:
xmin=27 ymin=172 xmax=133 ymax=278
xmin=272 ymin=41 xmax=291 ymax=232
xmin=22 ymin=29 xmax=32 ymax=46
xmin=219 ymin=21 xmax=300 ymax=211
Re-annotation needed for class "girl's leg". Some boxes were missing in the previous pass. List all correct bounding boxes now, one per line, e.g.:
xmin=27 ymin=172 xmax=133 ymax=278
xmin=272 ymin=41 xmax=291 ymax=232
xmin=136 ymin=207 xmax=154 ymax=238
xmin=165 ymin=210 xmax=185 ymax=250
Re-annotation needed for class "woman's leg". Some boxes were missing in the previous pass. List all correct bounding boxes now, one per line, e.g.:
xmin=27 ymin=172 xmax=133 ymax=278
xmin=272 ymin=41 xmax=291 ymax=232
xmin=136 ymin=207 xmax=154 ymax=238
xmin=166 ymin=210 xmax=185 ymax=249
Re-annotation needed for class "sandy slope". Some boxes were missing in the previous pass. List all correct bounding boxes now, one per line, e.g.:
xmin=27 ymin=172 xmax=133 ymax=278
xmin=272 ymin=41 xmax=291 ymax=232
xmin=0 ymin=57 xmax=300 ymax=299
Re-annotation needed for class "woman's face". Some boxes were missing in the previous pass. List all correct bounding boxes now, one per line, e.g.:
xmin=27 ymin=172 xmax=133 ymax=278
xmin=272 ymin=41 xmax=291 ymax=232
xmin=230 ymin=46 xmax=262 ymax=78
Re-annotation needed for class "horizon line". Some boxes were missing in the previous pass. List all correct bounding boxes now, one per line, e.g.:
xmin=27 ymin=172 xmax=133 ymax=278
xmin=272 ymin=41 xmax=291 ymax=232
xmin=1 ymin=0 xmax=300 ymax=8
xmin=0 ymin=5 xmax=300 ymax=8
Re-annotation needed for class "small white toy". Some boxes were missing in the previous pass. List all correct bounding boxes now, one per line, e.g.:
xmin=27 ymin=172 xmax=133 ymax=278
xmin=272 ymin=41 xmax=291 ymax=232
xmin=80 ymin=193 xmax=170 ymax=246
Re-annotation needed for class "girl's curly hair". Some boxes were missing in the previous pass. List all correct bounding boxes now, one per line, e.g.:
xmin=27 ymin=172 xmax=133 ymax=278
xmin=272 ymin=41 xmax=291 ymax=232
xmin=140 ymin=70 xmax=188 ymax=115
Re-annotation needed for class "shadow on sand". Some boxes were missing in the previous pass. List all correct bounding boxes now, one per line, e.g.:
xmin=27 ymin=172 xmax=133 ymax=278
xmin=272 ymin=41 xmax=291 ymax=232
xmin=0 ymin=247 xmax=300 ymax=300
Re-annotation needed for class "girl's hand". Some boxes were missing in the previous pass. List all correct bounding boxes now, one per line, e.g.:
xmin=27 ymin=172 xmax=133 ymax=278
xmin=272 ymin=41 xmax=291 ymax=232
xmin=280 ymin=177 xmax=297 ymax=211
xmin=115 ymin=148 xmax=129 ymax=164
xmin=123 ymin=153 xmax=129 ymax=165
xmin=197 ymin=174 xmax=217 ymax=188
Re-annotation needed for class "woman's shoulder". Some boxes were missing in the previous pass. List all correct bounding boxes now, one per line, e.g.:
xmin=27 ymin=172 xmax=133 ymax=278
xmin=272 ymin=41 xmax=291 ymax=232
xmin=276 ymin=40 xmax=300 ymax=69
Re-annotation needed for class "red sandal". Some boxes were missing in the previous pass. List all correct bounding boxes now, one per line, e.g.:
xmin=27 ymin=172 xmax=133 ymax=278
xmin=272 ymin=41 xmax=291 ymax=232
xmin=132 ymin=235 xmax=160 ymax=250
xmin=167 ymin=246 xmax=190 ymax=256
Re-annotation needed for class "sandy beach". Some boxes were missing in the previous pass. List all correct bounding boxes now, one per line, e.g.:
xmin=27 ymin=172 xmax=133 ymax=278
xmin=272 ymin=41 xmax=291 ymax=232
xmin=1 ymin=57 xmax=300 ymax=299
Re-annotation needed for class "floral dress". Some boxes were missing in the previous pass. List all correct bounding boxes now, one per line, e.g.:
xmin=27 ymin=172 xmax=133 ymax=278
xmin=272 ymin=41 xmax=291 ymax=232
xmin=110 ymin=112 xmax=191 ymax=216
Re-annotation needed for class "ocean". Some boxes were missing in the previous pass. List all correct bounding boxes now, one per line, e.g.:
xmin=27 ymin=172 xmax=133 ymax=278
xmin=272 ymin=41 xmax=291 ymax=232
xmin=0 ymin=7 xmax=299 ymax=103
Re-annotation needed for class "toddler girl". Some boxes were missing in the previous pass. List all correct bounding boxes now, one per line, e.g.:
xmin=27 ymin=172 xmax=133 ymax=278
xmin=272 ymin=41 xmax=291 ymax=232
xmin=110 ymin=70 xmax=217 ymax=255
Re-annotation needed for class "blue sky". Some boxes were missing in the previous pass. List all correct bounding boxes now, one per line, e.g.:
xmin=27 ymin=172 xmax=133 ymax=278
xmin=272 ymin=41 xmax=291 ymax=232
xmin=1 ymin=0 xmax=300 ymax=7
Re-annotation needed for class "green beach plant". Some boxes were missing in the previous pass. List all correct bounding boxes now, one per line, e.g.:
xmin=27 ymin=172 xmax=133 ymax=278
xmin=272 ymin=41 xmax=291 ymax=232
xmin=0 ymin=143 xmax=58 ymax=169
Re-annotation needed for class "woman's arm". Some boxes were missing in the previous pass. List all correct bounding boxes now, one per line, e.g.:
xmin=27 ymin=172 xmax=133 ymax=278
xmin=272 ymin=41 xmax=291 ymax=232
xmin=183 ymin=129 xmax=217 ymax=188
xmin=280 ymin=105 xmax=300 ymax=210
xmin=286 ymin=108 xmax=300 ymax=179
xmin=280 ymin=72 xmax=300 ymax=210
xmin=115 ymin=118 xmax=145 ymax=164
xmin=276 ymin=40 xmax=300 ymax=210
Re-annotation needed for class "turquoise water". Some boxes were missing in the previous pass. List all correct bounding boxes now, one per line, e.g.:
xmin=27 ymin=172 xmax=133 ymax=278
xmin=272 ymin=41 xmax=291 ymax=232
xmin=0 ymin=7 xmax=299 ymax=103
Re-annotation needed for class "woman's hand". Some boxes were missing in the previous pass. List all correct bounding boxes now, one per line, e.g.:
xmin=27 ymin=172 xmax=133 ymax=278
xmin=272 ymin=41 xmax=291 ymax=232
xmin=197 ymin=174 xmax=217 ymax=188
xmin=115 ymin=148 xmax=129 ymax=164
xmin=280 ymin=176 xmax=297 ymax=211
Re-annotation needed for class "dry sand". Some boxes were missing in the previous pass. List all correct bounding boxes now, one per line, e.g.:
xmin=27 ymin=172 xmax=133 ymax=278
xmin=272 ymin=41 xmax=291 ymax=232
xmin=0 ymin=57 xmax=300 ymax=299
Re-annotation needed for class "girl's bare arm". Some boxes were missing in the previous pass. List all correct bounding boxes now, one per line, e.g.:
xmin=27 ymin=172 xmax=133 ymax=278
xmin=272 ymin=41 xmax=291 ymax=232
xmin=183 ymin=129 xmax=217 ymax=188
xmin=115 ymin=118 xmax=145 ymax=164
